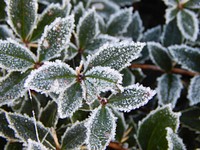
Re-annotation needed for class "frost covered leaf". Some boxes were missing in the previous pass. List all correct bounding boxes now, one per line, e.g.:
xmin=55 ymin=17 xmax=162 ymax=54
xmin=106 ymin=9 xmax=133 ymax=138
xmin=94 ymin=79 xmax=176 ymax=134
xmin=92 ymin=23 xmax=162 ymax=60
xmin=84 ymin=66 xmax=123 ymax=103
xmin=162 ymin=0 xmax=177 ymax=6
xmin=109 ymin=84 xmax=156 ymax=112
xmin=177 ymin=9 xmax=199 ymax=41
xmin=0 ymin=39 xmax=36 ymax=71
xmin=162 ymin=19 xmax=182 ymax=47
xmin=137 ymin=105 xmax=180 ymax=150
xmin=26 ymin=139 xmax=48 ymax=150
xmin=86 ymin=106 xmax=116 ymax=150
xmin=38 ymin=16 xmax=74 ymax=61
xmin=0 ymin=109 xmax=16 ymax=139
xmin=157 ymin=74 xmax=183 ymax=108
xmin=141 ymin=25 xmax=162 ymax=42
xmin=121 ymin=68 xmax=135 ymax=86
xmin=0 ymin=71 xmax=30 ymax=106
xmin=61 ymin=121 xmax=87 ymax=150
xmin=110 ymin=0 xmax=138 ymax=6
xmin=187 ymin=75 xmax=200 ymax=106
xmin=0 ymin=25 xmax=14 ymax=40
xmin=77 ymin=9 xmax=99 ymax=49
xmin=185 ymin=0 xmax=200 ymax=9
xmin=0 ymin=0 xmax=6 ymax=21
xmin=6 ymin=0 xmax=38 ymax=40
xmin=180 ymin=106 xmax=200 ymax=131
xmin=107 ymin=8 xmax=132 ymax=36
xmin=87 ymin=41 xmax=145 ymax=71
xmin=57 ymin=82 xmax=83 ymax=118
xmin=169 ymin=45 xmax=200 ymax=72
xmin=166 ymin=127 xmax=186 ymax=150
xmin=165 ymin=7 xmax=178 ymax=24
xmin=31 ymin=3 xmax=71 ymax=41
xmin=63 ymin=43 xmax=78 ymax=61
xmin=39 ymin=101 xmax=58 ymax=127
xmin=25 ymin=61 xmax=76 ymax=93
xmin=148 ymin=42 xmax=173 ymax=72
xmin=124 ymin=11 xmax=144 ymax=41
xmin=85 ymin=34 xmax=118 ymax=53
xmin=7 ymin=112 xmax=55 ymax=149
xmin=73 ymin=2 xmax=85 ymax=25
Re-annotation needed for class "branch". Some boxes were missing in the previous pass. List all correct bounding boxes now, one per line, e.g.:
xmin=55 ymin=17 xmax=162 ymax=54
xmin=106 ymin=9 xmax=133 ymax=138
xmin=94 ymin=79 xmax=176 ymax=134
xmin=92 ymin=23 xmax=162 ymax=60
xmin=130 ymin=64 xmax=199 ymax=76
xmin=109 ymin=142 xmax=129 ymax=150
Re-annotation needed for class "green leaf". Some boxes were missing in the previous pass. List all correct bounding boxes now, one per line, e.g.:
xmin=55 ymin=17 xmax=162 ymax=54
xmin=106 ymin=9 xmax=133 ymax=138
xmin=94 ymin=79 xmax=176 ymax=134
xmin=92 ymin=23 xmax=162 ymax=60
xmin=86 ymin=106 xmax=116 ymax=150
xmin=83 ymin=66 xmax=123 ymax=104
xmin=110 ymin=0 xmax=139 ymax=6
xmin=7 ymin=112 xmax=55 ymax=149
xmin=124 ymin=11 xmax=144 ymax=41
xmin=77 ymin=9 xmax=99 ymax=49
xmin=157 ymin=74 xmax=183 ymax=108
xmin=121 ymin=68 xmax=135 ymax=86
xmin=61 ymin=121 xmax=87 ymax=150
xmin=137 ymin=105 xmax=180 ymax=150
xmin=141 ymin=25 xmax=162 ymax=42
xmin=148 ymin=42 xmax=173 ymax=72
xmin=73 ymin=2 xmax=85 ymax=25
xmin=26 ymin=139 xmax=48 ymax=150
xmin=162 ymin=19 xmax=183 ymax=47
xmin=109 ymin=84 xmax=156 ymax=112
xmin=6 ymin=0 xmax=38 ymax=40
xmin=0 ymin=0 xmax=6 ymax=21
xmin=0 ymin=39 xmax=36 ymax=71
xmin=166 ymin=127 xmax=186 ymax=150
xmin=63 ymin=43 xmax=78 ymax=61
xmin=187 ymin=75 xmax=200 ymax=106
xmin=38 ymin=16 xmax=74 ymax=61
xmin=0 ymin=71 xmax=30 ymax=106
xmin=57 ymin=82 xmax=83 ymax=118
xmin=86 ymin=41 xmax=145 ymax=71
xmin=165 ymin=6 xmax=178 ymax=24
xmin=180 ymin=106 xmax=200 ymax=131
xmin=5 ymin=142 xmax=23 ymax=150
xmin=31 ymin=3 xmax=71 ymax=41
xmin=162 ymin=0 xmax=178 ymax=6
xmin=177 ymin=9 xmax=199 ymax=41
xmin=25 ymin=61 xmax=76 ymax=93
xmin=0 ymin=109 xmax=16 ymax=139
xmin=38 ymin=0 xmax=62 ymax=5
xmin=39 ymin=101 xmax=58 ymax=127
xmin=185 ymin=0 xmax=200 ymax=9
xmin=107 ymin=8 xmax=132 ymax=36
xmin=0 ymin=25 xmax=14 ymax=40
xmin=169 ymin=45 xmax=200 ymax=72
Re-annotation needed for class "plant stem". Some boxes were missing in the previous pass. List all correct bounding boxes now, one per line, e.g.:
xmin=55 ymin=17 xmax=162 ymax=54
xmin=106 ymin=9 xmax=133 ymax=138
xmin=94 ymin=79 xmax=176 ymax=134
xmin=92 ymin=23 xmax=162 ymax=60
xmin=109 ymin=142 xmax=128 ymax=150
xmin=130 ymin=64 xmax=199 ymax=76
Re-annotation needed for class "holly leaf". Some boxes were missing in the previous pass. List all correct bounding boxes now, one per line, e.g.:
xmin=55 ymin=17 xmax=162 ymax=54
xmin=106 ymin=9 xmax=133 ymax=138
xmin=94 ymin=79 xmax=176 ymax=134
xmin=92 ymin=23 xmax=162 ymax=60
xmin=0 ymin=71 xmax=30 ymax=106
xmin=0 ymin=25 xmax=14 ymax=40
xmin=165 ymin=6 xmax=178 ymax=24
xmin=157 ymin=74 xmax=183 ymax=108
xmin=5 ymin=0 xmax=38 ymax=40
xmin=25 ymin=61 xmax=76 ymax=93
xmin=137 ymin=105 xmax=180 ymax=150
xmin=61 ymin=121 xmax=87 ymax=150
xmin=177 ymin=9 xmax=199 ymax=41
xmin=109 ymin=84 xmax=156 ymax=112
xmin=141 ymin=25 xmax=162 ymax=42
xmin=0 ymin=39 xmax=36 ymax=71
xmin=31 ymin=3 xmax=71 ymax=41
xmin=169 ymin=45 xmax=200 ymax=72
xmin=107 ymin=8 xmax=132 ymax=36
xmin=187 ymin=75 xmax=200 ymax=106
xmin=86 ymin=106 xmax=116 ymax=150
xmin=77 ymin=9 xmax=99 ymax=49
xmin=86 ymin=41 xmax=145 ymax=71
xmin=0 ymin=109 xmax=16 ymax=140
xmin=26 ymin=139 xmax=48 ymax=150
xmin=83 ymin=66 xmax=123 ymax=104
xmin=57 ymin=82 xmax=83 ymax=118
xmin=7 ymin=112 xmax=55 ymax=149
xmin=38 ymin=16 xmax=74 ymax=61
xmin=148 ymin=42 xmax=173 ymax=72
xmin=185 ymin=0 xmax=200 ymax=9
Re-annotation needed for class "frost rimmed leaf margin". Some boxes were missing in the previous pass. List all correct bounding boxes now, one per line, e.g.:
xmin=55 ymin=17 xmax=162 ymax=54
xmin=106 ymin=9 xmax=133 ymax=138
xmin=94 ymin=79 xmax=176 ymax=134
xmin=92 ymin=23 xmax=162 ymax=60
xmin=86 ymin=41 xmax=146 ymax=71
xmin=0 ymin=39 xmax=36 ymax=71
xmin=85 ymin=106 xmax=116 ymax=150
xmin=5 ymin=0 xmax=38 ymax=40
xmin=187 ymin=75 xmax=200 ymax=106
xmin=109 ymin=83 xmax=156 ymax=112
xmin=24 ymin=60 xmax=76 ymax=94
xmin=37 ymin=15 xmax=74 ymax=61
xmin=26 ymin=139 xmax=48 ymax=150
xmin=166 ymin=127 xmax=186 ymax=150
